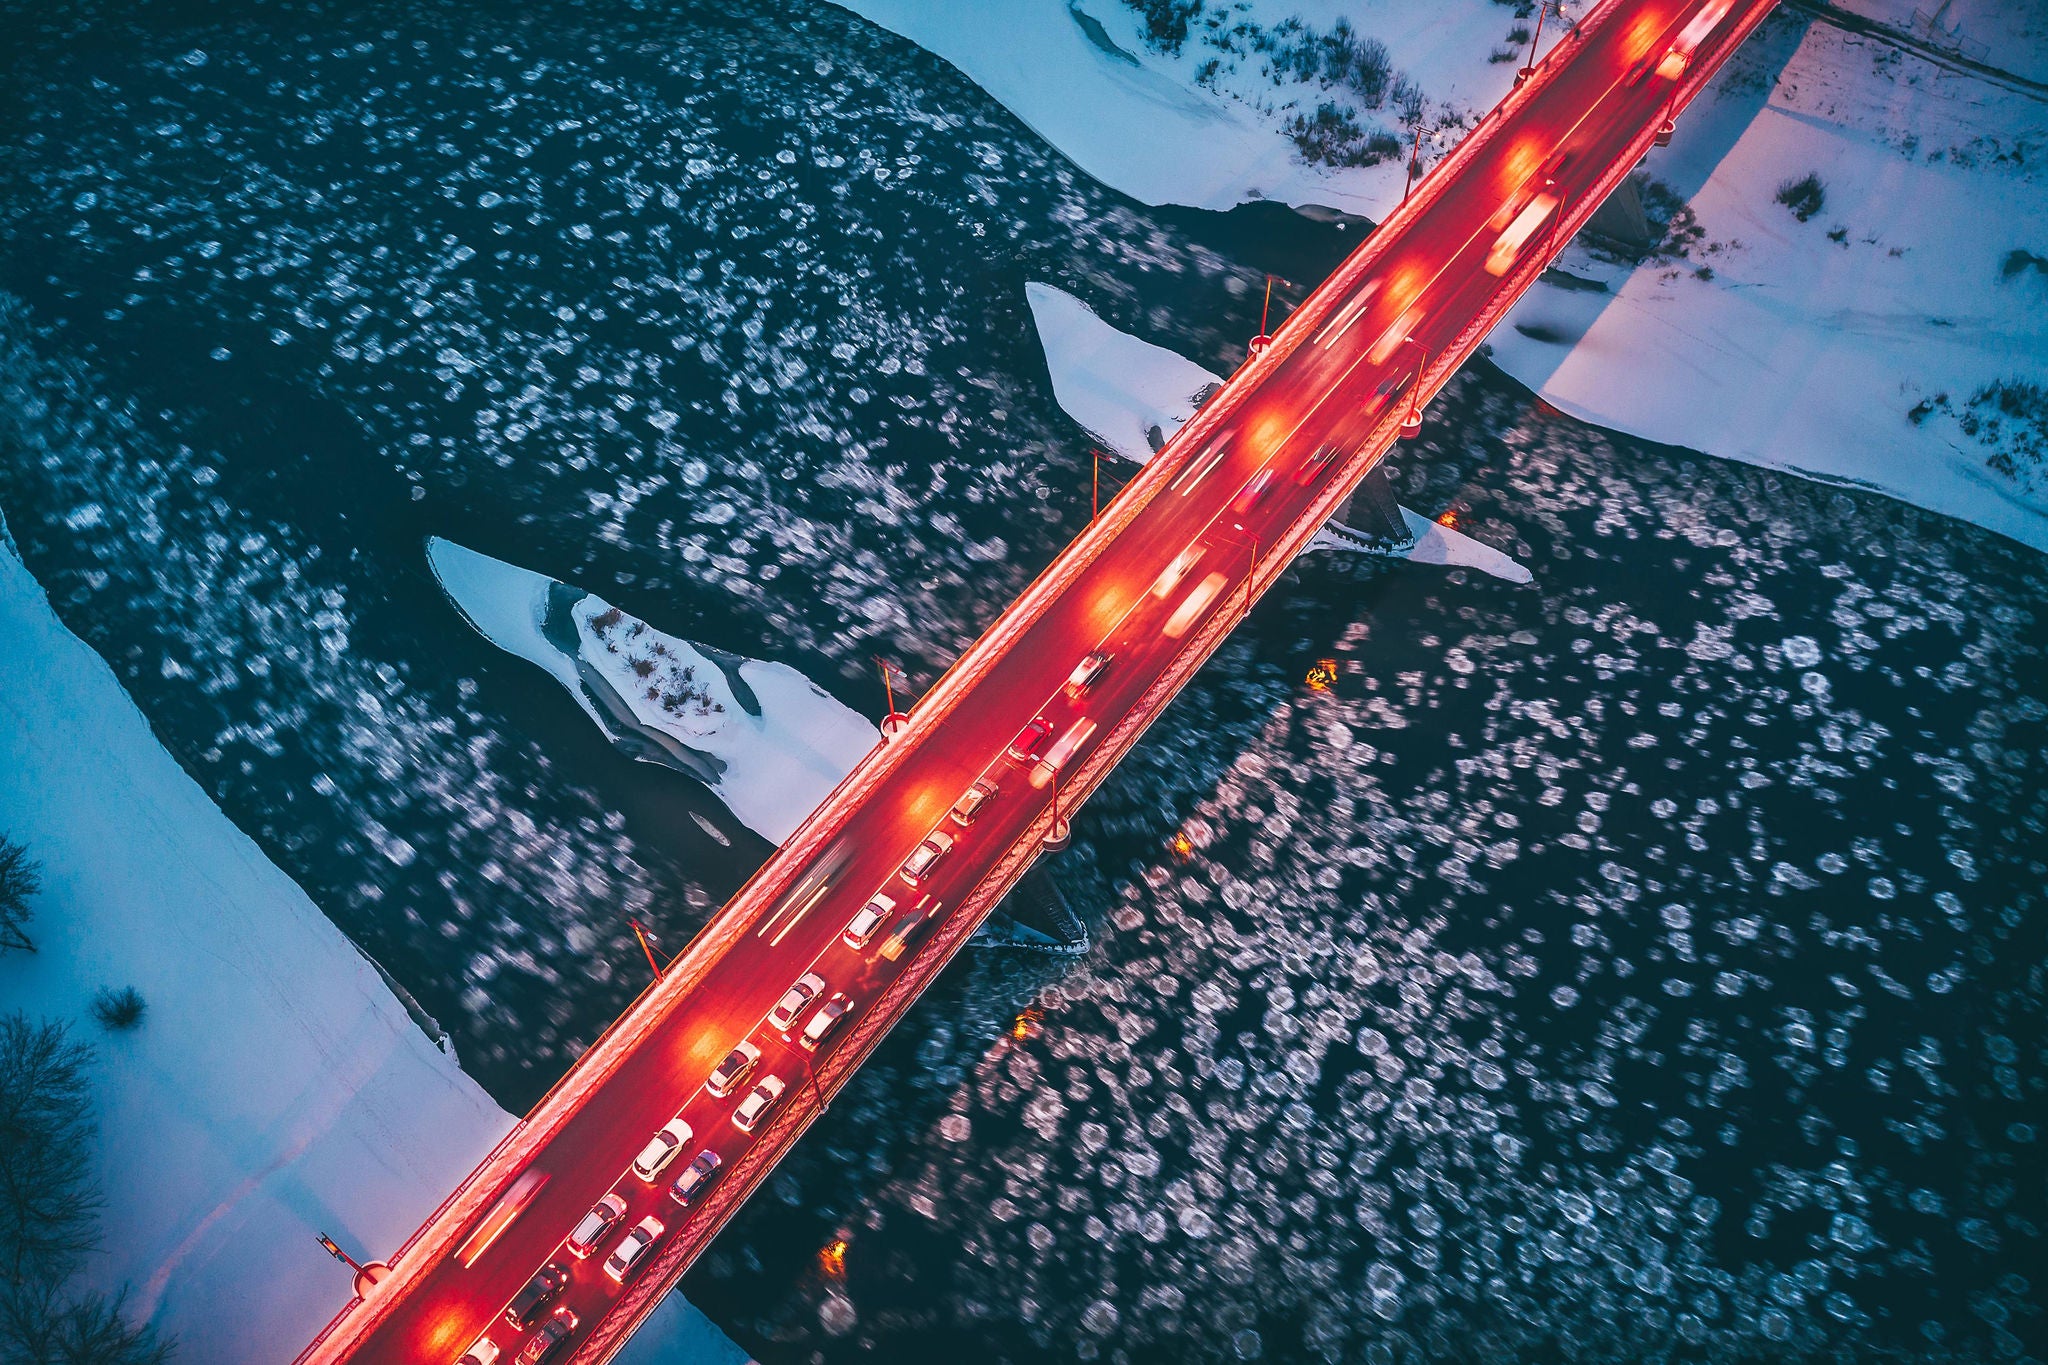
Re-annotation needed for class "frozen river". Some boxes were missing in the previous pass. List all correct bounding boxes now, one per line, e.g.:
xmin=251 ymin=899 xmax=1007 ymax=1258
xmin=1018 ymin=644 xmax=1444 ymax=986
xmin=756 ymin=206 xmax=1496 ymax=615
xmin=1 ymin=0 xmax=2042 ymax=1360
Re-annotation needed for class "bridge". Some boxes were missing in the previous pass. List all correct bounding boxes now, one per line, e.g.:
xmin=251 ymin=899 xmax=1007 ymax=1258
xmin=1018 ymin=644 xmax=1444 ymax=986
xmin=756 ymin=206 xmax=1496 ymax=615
xmin=299 ymin=1 xmax=1780 ymax=1359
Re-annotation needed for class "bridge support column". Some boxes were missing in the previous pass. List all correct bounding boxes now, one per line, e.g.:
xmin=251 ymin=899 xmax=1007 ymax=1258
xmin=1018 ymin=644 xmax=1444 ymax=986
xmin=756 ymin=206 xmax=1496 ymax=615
xmin=1583 ymin=174 xmax=1656 ymax=256
xmin=1334 ymin=463 xmax=1409 ymax=544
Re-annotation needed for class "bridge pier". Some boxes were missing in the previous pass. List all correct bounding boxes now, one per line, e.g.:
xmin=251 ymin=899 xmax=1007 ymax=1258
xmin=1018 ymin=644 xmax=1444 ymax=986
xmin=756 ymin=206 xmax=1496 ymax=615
xmin=1332 ymin=463 xmax=1410 ymax=544
xmin=1582 ymin=173 xmax=1657 ymax=256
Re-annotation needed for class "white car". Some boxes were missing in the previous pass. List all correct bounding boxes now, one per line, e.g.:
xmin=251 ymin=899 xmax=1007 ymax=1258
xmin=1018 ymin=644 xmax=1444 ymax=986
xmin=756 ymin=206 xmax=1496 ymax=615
xmin=670 ymin=1150 xmax=721 ymax=1207
xmin=768 ymin=973 xmax=825 ymax=1034
xmin=800 ymin=994 xmax=853 ymax=1052
xmin=949 ymin=780 xmax=997 ymax=827
xmin=843 ymin=892 xmax=892 ymax=945
xmin=564 ymin=1192 xmax=627 ymax=1260
xmin=603 ymin=1216 xmax=665 ymax=1285
xmin=1485 ymin=191 xmax=1560 ymax=277
xmin=1065 ymin=651 xmax=1112 ymax=696
xmin=1150 ymin=545 xmax=1203 ymax=599
xmin=732 ymin=1075 xmax=787 ymax=1133
xmin=705 ymin=1040 xmax=761 ymax=1098
xmin=630 ymin=1118 xmax=693 ymax=1183
xmin=456 ymin=1339 xmax=501 ymax=1365
xmin=900 ymin=830 xmax=955 ymax=887
xmin=1658 ymin=0 xmax=1734 ymax=79
xmin=843 ymin=895 xmax=893 ymax=949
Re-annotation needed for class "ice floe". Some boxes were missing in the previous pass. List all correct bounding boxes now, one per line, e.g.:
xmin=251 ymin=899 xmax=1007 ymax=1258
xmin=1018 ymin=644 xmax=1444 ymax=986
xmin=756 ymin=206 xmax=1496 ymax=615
xmin=428 ymin=537 xmax=878 ymax=845
xmin=1025 ymin=280 xmax=1531 ymax=583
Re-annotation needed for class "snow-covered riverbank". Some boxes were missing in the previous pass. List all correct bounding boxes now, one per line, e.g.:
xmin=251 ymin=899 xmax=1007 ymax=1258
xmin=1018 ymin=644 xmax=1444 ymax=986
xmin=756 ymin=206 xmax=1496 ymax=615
xmin=1025 ymin=280 xmax=1532 ymax=583
xmin=838 ymin=0 xmax=2048 ymax=553
xmin=428 ymin=538 xmax=878 ymax=845
xmin=827 ymin=0 xmax=1521 ymax=214
xmin=0 ymin=523 xmax=743 ymax=1363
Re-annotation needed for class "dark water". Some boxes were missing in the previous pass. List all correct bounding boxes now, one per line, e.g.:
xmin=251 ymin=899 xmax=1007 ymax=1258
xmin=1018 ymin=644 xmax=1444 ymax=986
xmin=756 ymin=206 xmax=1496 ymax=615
xmin=1 ymin=2 xmax=2043 ymax=1363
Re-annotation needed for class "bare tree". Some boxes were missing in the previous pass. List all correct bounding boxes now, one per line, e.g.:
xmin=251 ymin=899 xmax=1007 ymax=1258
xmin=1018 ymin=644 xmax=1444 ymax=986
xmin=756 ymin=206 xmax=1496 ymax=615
xmin=0 ymin=836 xmax=40 ymax=955
xmin=0 ymin=1016 xmax=173 ymax=1362
xmin=0 ymin=1015 xmax=99 ymax=1286
xmin=0 ymin=1280 xmax=173 ymax=1364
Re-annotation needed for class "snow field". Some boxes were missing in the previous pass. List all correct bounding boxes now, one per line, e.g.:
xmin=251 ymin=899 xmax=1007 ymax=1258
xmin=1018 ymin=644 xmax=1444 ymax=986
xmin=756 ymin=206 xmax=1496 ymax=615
xmin=0 ymin=525 xmax=510 ymax=1362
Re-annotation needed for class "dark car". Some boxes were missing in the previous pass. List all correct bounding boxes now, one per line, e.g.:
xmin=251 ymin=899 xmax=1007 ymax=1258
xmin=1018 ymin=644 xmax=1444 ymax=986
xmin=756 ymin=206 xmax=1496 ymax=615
xmin=1297 ymin=444 xmax=1341 ymax=485
xmin=879 ymin=909 xmax=930 ymax=963
xmin=516 ymin=1309 xmax=579 ymax=1365
xmin=503 ymin=1262 xmax=569 ymax=1331
xmin=671 ymin=1150 xmax=723 ymax=1207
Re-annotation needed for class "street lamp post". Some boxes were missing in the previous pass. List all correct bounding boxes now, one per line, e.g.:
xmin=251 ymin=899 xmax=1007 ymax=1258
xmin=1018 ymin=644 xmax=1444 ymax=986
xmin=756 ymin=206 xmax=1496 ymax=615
xmin=318 ymin=1234 xmax=392 ymax=1300
xmin=1244 ymin=532 xmax=1260 ymax=616
xmin=1517 ymin=0 xmax=1555 ymax=85
xmin=628 ymin=917 xmax=663 ymax=982
xmin=1044 ymin=760 xmax=1071 ymax=851
xmin=1249 ymin=274 xmax=1291 ymax=357
xmin=1397 ymin=337 xmax=1430 ymax=440
xmin=1402 ymin=119 xmax=1425 ymax=206
xmin=877 ymin=657 xmax=909 ymax=739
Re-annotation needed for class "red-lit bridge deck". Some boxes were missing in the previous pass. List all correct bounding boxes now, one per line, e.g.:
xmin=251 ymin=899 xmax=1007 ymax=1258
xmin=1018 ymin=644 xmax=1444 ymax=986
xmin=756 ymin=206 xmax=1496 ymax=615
xmin=299 ymin=1 xmax=1779 ymax=1359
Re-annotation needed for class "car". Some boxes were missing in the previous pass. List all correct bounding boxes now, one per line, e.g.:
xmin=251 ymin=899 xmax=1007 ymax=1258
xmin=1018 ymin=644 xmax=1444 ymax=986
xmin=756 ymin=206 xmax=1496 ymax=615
xmin=603 ymin=1215 xmax=666 ymax=1285
xmin=630 ymin=1118 xmax=693 ymax=1183
xmin=515 ymin=1310 xmax=578 ymax=1365
xmin=769 ymin=972 xmax=825 ymax=1033
xmin=949 ymin=779 xmax=997 ymax=827
xmin=899 ymin=829 xmax=955 ymax=888
xmin=843 ymin=894 xmax=894 ymax=949
xmin=1150 ymin=544 xmax=1203 ymax=598
xmin=564 ymin=1191 xmax=628 ymax=1260
xmin=1007 ymin=717 xmax=1055 ymax=764
xmin=706 ymin=1039 xmax=762 ymax=1098
xmin=670 ymin=1150 xmax=722 ymax=1207
xmin=1065 ymin=651 xmax=1112 ymax=697
xmin=1658 ymin=0 xmax=1733 ymax=79
xmin=878 ymin=909 xmax=930 ymax=963
xmin=1297 ymin=444 xmax=1341 ymax=485
xmin=1163 ymin=572 xmax=1229 ymax=641
xmin=1366 ymin=300 xmax=1427 ymax=365
xmin=456 ymin=1339 xmax=501 ymax=1365
xmin=800 ymin=993 xmax=853 ymax=1051
xmin=1230 ymin=468 xmax=1276 ymax=515
xmin=458 ymin=1167 xmax=549 ymax=1269
xmin=503 ymin=1262 xmax=570 ymax=1330
xmin=1484 ymin=191 xmax=1560 ymax=276
xmin=732 ymin=1075 xmax=787 ymax=1133
xmin=1035 ymin=717 xmax=1097 ymax=781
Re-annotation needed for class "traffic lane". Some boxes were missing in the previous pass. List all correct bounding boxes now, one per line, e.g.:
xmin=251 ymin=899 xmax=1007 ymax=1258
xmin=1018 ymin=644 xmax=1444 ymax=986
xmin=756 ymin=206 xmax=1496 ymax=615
xmin=409 ymin=940 xmax=804 ymax=1360
xmin=491 ymin=2 xmax=1741 ymax=1332
xmin=401 ymin=799 xmax=946 ymax=1357
xmin=401 ymin=355 xmax=1367 ymax=1361
xmin=328 ymin=3 xmax=1770 ymax=1352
